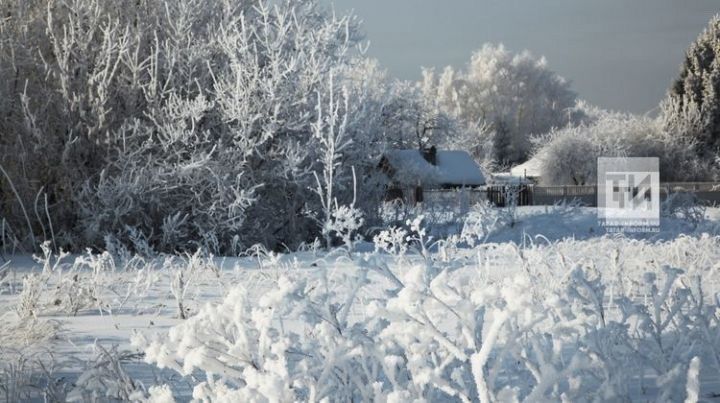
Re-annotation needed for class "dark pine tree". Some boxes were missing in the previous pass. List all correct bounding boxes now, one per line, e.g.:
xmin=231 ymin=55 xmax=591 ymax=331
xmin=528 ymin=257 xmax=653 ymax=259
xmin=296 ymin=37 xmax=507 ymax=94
xmin=663 ymin=15 xmax=720 ymax=157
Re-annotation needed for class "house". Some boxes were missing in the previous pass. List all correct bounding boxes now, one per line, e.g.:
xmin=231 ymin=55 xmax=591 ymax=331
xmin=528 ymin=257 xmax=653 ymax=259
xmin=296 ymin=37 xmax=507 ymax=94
xmin=379 ymin=147 xmax=486 ymax=204
xmin=509 ymin=155 xmax=544 ymax=183
xmin=489 ymin=172 xmax=533 ymax=185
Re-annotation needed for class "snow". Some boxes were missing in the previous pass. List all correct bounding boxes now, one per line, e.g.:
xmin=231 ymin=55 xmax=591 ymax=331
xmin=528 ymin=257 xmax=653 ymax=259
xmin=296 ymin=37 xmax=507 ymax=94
xmin=2 ymin=207 xmax=720 ymax=401
xmin=2 ymin=1 xmax=717 ymax=401
xmin=489 ymin=172 xmax=532 ymax=185
xmin=384 ymin=149 xmax=486 ymax=186
xmin=435 ymin=150 xmax=487 ymax=186
xmin=510 ymin=154 xmax=544 ymax=178
xmin=383 ymin=150 xmax=441 ymax=186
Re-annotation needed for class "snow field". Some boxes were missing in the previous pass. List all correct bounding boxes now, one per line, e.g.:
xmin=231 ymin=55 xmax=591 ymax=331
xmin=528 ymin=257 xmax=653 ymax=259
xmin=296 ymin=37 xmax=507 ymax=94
xmin=1 ymin=209 xmax=720 ymax=401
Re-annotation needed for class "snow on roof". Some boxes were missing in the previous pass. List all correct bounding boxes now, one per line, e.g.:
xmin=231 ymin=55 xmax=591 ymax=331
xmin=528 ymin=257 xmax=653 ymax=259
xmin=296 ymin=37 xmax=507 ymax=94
xmin=510 ymin=155 xmax=544 ymax=178
xmin=489 ymin=173 xmax=532 ymax=185
xmin=382 ymin=149 xmax=485 ymax=186
xmin=435 ymin=150 xmax=486 ymax=186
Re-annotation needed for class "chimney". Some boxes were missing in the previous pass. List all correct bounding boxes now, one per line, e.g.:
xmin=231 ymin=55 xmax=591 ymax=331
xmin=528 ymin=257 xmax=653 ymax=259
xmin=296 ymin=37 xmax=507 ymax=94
xmin=422 ymin=145 xmax=437 ymax=165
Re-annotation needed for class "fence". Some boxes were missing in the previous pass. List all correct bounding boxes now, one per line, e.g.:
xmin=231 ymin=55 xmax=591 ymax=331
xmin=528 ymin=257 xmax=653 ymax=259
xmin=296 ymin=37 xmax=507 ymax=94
xmin=509 ymin=182 xmax=720 ymax=207
xmin=532 ymin=185 xmax=597 ymax=206
xmin=485 ymin=185 xmax=533 ymax=207
xmin=420 ymin=182 xmax=720 ymax=209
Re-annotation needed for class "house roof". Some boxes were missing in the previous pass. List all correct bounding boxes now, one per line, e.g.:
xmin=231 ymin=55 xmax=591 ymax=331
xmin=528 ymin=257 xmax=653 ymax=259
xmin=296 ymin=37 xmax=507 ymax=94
xmin=382 ymin=149 xmax=486 ymax=186
xmin=510 ymin=155 xmax=544 ymax=178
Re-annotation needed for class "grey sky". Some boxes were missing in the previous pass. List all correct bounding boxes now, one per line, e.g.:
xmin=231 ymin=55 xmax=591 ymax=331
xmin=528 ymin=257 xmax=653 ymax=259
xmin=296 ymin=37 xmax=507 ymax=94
xmin=327 ymin=0 xmax=719 ymax=114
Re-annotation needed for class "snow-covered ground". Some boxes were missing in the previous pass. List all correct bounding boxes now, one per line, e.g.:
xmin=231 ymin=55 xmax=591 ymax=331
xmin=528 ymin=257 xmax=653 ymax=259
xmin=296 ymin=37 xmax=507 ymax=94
xmin=2 ymin=206 xmax=720 ymax=401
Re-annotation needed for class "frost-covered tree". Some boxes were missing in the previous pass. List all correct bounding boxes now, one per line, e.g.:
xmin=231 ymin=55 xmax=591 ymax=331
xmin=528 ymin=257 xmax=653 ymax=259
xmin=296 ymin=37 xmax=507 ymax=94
xmin=0 ymin=0 xmax=390 ymax=253
xmin=537 ymin=113 xmax=706 ymax=185
xmin=422 ymin=44 xmax=584 ymax=165
xmin=380 ymin=79 xmax=458 ymax=150
xmin=662 ymin=14 xmax=720 ymax=156
xmin=537 ymin=132 xmax=596 ymax=186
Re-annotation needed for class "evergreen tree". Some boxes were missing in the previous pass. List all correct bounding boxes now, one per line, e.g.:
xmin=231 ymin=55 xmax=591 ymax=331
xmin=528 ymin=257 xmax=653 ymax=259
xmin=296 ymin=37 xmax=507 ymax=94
xmin=663 ymin=15 xmax=720 ymax=156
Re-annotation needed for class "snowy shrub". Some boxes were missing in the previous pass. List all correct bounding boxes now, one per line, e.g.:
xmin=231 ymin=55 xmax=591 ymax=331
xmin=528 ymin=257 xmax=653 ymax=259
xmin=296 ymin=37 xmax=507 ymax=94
xmin=167 ymin=251 xmax=215 ymax=320
xmin=14 ymin=241 xmax=167 ymax=317
xmin=501 ymin=185 xmax=521 ymax=227
xmin=84 ymin=252 xmax=162 ymax=313
xmin=15 ymin=242 xmax=66 ymax=318
xmin=16 ymin=274 xmax=48 ymax=320
xmin=136 ymin=285 xmax=299 ymax=400
xmin=374 ymin=226 xmax=410 ymax=256
xmin=132 ymin=266 xmax=388 ymax=402
xmin=30 ymin=244 xmax=111 ymax=316
xmin=378 ymin=195 xmax=476 ymax=243
xmin=459 ymin=196 xmax=523 ymax=247
xmin=310 ymin=77 xmax=368 ymax=250
xmin=67 ymin=344 xmax=146 ymax=402
xmin=145 ymin=385 xmax=176 ymax=403
xmin=662 ymin=192 xmax=706 ymax=226
xmin=52 ymin=273 xmax=101 ymax=317
xmin=0 ymin=0 xmax=389 ymax=253
xmin=371 ymin=267 xmax=543 ymax=402
xmin=535 ymin=129 xmax=596 ymax=185
xmin=0 ymin=313 xmax=61 ymax=350
xmin=0 ymin=350 xmax=66 ymax=402
xmin=326 ymin=205 xmax=365 ymax=250
xmin=133 ymin=229 xmax=720 ymax=401
xmin=536 ymin=113 xmax=705 ymax=185
xmin=460 ymin=200 xmax=505 ymax=246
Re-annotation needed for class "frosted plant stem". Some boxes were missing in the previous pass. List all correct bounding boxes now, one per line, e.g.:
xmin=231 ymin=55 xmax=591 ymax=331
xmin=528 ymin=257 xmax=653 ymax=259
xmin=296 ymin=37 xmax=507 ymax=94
xmin=471 ymin=311 xmax=508 ymax=403
xmin=685 ymin=357 xmax=701 ymax=403
xmin=0 ymin=164 xmax=35 ymax=248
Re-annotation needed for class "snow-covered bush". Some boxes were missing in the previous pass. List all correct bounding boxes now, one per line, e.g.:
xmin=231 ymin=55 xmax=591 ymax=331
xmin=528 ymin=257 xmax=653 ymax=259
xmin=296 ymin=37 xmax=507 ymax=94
xmin=535 ymin=129 xmax=596 ymax=185
xmin=145 ymin=385 xmax=176 ymax=403
xmin=15 ymin=274 xmax=48 ymax=320
xmin=536 ymin=113 xmax=705 ymax=185
xmin=326 ymin=205 xmax=365 ymax=250
xmin=374 ymin=226 xmax=410 ymax=256
xmin=0 ymin=313 xmax=61 ymax=350
xmin=25 ymin=244 xmax=110 ymax=316
xmin=133 ymin=265 xmax=389 ymax=401
xmin=377 ymin=192 xmax=483 ymax=242
xmin=74 ymin=0 xmax=371 ymax=253
xmin=14 ymin=241 xmax=168 ymax=318
xmin=167 ymin=251 xmax=215 ymax=320
xmin=460 ymin=200 xmax=506 ymax=246
xmin=661 ymin=192 xmax=706 ymax=226
xmin=0 ymin=350 xmax=66 ymax=402
xmin=67 ymin=344 xmax=146 ymax=402
xmin=310 ymin=77 xmax=368 ymax=251
xmin=0 ymin=0 xmax=389 ymax=253
xmin=133 ymin=229 xmax=720 ymax=401
xmin=15 ymin=242 xmax=68 ymax=318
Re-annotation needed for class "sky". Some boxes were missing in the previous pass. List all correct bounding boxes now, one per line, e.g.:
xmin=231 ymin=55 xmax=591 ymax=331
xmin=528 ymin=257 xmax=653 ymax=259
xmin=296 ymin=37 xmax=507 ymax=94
xmin=327 ymin=0 xmax=719 ymax=114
